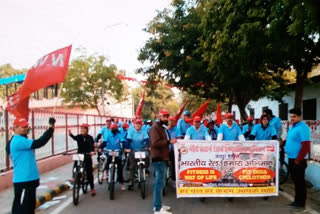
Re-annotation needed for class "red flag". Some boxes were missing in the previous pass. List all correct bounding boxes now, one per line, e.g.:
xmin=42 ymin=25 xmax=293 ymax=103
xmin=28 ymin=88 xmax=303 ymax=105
xmin=6 ymin=45 xmax=72 ymax=118
xmin=192 ymin=99 xmax=211 ymax=119
xmin=175 ymin=101 xmax=188 ymax=121
xmin=18 ymin=45 xmax=72 ymax=99
xmin=216 ymin=103 xmax=222 ymax=124
xmin=6 ymin=93 xmax=29 ymax=119
xmin=135 ymin=89 xmax=145 ymax=118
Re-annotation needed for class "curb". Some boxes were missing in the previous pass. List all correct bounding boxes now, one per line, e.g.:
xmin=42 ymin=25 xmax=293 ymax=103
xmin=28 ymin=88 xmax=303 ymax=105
xmin=35 ymin=164 xmax=98 ymax=208
xmin=36 ymin=183 xmax=71 ymax=208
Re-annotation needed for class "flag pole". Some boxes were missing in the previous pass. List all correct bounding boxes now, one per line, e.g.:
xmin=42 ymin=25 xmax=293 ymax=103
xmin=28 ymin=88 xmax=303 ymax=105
xmin=51 ymin=83 xmax=64 ymax=117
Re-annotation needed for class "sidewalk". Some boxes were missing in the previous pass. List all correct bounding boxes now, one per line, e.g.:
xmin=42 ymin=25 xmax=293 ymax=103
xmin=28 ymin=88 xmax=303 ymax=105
xmin=281 ymin=178 xmax=320 ymax=212
xmin=0 ymin=159 xmax=319 ymax=214
xmin=0 ymin=162 xmax=74 ymax=214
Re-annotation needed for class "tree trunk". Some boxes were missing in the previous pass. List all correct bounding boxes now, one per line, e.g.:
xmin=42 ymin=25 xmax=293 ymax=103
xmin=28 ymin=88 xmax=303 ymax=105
xmin=234 ymin=95 xmax=250 ymax=121
xmin=95 ymin=106 xmax=101 ymax=116
xmin=237 ymin=102 xmax=248 ymax=122
xmin=294 ymin=70 xmax=308 ymax=109
xmin=227 ymin=96 xmax=233 ymax=113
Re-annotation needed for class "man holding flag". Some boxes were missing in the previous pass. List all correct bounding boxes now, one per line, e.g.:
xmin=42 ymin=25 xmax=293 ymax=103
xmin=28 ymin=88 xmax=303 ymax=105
xmin=4 ymin=46 xmax=72 ymax=214
xmin=6 ymin=117 xmax=56 ymax=214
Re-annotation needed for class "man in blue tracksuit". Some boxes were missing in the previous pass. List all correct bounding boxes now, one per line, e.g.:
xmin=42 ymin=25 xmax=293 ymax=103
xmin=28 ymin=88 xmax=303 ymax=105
xmin=285 ymin=108 xmax=311 ymax=211
xmin=98 ymin=124 xmax=125 ymax=191
xmin=7 ymin=117 xmax=55 ymax=214
xmin=124 ymin=119 xmax=149 ymax=190
xmin=242 ymin=116 xmax=255 ymax=140
xmin=217 ymin=113 xmax=245 ymax=141
xmin=177 ymin=110 xmax=192 ymax=138
xmin=185 ymin=116 xmax=211 ymax=141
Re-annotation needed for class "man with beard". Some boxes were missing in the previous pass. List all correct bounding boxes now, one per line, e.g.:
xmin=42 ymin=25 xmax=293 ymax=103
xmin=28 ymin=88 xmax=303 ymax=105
xmin=149 ymin=109 xmax=176 ymax=214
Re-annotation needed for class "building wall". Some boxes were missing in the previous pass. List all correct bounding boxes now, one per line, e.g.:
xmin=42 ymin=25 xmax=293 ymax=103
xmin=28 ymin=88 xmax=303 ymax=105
xmin=231 ymin=82 xmax=320 ymax=121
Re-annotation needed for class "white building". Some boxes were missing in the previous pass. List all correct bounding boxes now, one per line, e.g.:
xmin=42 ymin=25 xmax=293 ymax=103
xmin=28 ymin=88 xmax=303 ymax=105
xmin=231 ymin=77 xmax=320 ymax=121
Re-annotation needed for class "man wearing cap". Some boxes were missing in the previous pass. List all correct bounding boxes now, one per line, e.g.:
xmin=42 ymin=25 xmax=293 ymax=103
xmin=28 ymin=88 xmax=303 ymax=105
xmin=95 ymin=117 xmax=112 ymax=143
xmin=124 ymin=119 xmax=150 ymax=190
xmin=217 ymin=113 xmax=245 ymax=141
xmin=6 ymin=117 xmax=55 ymax=214
xmin=69 ymin=124 xmax=96 ymax=196
xmin=95 ymin=117 xmax=112 ymax=161
xmin=177 ymin=110 xmax=192 ymax=138
xmin=185 ymin=116 xmax=211 ymax=141
xmin=98 ymin=123 xmax=126 ymax=191
xmin=168 ymin=116 xmax=180 ymax=183
xmin=285 ymin=108 xmax=310 ymax=211
xmin=263 ymin=109 xmax=282 ymax=139
xmin=149 ymin=109 xmax=175 ymax=214
xmin=207 ymin=120 xmax=218 ymax=140
xmin=242 ymin=116 xmax=255 ymax=140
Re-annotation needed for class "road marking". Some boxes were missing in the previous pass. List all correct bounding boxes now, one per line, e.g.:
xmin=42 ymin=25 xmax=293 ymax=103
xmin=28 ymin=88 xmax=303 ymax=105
xmin=49 ymin=178 xmax=98 ymax=214
xmin=279 ymin=191 xmax=319 ymax=214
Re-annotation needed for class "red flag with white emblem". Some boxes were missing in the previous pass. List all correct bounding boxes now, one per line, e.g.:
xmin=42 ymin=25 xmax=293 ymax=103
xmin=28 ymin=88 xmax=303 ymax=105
xmin=6 ymin=45 xmax=72 ymax=118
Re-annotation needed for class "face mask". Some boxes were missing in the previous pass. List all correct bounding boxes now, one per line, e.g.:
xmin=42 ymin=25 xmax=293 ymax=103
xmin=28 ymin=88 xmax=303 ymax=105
xmin=112 ymin=130 xmax=118 ymax=134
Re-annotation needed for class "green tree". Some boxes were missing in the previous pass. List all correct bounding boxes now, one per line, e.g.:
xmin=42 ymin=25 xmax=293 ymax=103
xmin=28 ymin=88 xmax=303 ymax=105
xmin=0 ymin=64 xmax=28 ymax=98
xmin=132 ymin=82 xmax=179 ymax=119
xmin=139 ymin=0 xmax=286 ymax=120
xmin=61 ymin=54 xmax=127 ymax=115
xmin=180 ymin=91 xmax=227 ymax=116
xmin=266 ymin=0 xmax=320 ymax=109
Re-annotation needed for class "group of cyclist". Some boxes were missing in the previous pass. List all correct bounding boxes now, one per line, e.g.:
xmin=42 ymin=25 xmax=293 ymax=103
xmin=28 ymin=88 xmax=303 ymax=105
xmin=68 ymin=108 xmax=284 ymax=198
xmin=8 ymin=105 xmax=309 ymax=214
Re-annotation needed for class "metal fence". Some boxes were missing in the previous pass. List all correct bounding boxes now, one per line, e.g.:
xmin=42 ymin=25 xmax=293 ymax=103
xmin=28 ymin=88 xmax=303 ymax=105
xmin=281 ymin=120 xmax=320 ymax=162
xmin=0 ymin=109 xmax=131 ymax=172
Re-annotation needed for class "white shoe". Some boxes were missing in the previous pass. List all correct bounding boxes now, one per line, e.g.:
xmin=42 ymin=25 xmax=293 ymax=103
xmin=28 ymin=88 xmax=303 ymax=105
xmin=161 ymin=205 xmax=171 ymax=211
xmin=154 ymin=210 xmax=172 ymax=214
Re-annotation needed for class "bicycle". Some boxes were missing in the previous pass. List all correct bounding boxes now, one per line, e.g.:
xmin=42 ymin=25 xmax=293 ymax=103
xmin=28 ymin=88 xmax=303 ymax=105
xmin=134 ymin=151 xmax=147 ymax=199
xmin=107 ymin=149 xmax=120 ymax=200
xmin=278 ymin=144 xmax=289 ymax=185
xmin=97 ymin=154 xmax=106 ymax=184
xmin=71 ymin=153 xmax=90 ymax=205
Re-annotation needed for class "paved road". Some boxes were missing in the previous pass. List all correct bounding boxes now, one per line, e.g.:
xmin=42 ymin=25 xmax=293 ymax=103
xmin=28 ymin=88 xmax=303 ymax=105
xmin=36 ymin=173 xmax=309 ymax=214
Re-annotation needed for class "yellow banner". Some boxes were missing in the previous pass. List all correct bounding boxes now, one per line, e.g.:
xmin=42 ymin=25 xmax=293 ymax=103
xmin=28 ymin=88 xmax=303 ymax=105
xmin=177 ymin=187 xmax=277 ymax=195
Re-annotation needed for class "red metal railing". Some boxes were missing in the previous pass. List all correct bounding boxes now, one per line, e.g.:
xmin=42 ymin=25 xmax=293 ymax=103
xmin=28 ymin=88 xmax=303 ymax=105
xmin=0 ymin=109 xmax=131 ymax=172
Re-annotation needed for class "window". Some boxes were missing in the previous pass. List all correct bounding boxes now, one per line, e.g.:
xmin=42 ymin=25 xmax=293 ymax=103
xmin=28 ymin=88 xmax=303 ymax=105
xmin=279 ymin=103 xmax=288 ymax=120
xmin=249 ymin=108 xmax=255 ymax=118
xmin=262 ymin=106 xmax=268 ymax=113
xmin=303 ymin=99 xmax=316 ymax=120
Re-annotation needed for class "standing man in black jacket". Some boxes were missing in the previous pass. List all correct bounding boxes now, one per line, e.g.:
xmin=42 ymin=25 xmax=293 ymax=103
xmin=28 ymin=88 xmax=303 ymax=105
xmin=69 ymin=123 xmax=96 ymax=196
xmin=6 ymin=117 xmax=55 ymax=214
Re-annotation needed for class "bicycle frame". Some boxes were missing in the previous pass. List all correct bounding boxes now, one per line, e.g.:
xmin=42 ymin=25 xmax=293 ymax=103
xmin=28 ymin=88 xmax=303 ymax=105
xmin=134 ymin=151 xmax=147 ymax=182
xmin=107 ymin=150 xmax=119 ymax=183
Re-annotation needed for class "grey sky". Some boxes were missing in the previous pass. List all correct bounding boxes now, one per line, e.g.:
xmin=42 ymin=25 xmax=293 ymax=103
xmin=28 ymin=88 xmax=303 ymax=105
xmin=0 ymin=0 xmax=171 ymax=77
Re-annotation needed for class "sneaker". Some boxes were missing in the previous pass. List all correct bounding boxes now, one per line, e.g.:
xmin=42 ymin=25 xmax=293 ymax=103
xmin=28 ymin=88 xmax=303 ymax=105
xmin=154 ymin=210 xmax=172 ymax=214
xmin=121 ymin=184 xmax=126 ymax=191
xmin=90 ymin=189 xmax=96 ymax=196
xmin=161 ymin=205 xmax=171 ymax=211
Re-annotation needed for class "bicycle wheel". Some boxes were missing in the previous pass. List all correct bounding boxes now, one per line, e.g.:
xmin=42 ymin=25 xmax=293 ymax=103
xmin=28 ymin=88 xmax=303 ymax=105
xmin=73 ymin=172 xmax=80 ymax=205
xmin=139 ymin=164 xmax=146 ymax=199
xmin=279 ymin=161 xmax=289 ymax=185
xmin=82 ymin=170 xmax=88 ymax=194
xmin=109 ymin=164 xmax=115 ymax=200
xmin=97 ymin=160 xmax=104 ymax=184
